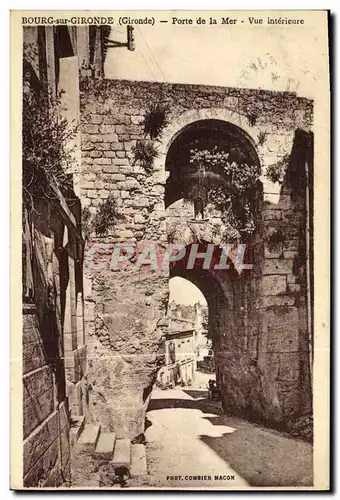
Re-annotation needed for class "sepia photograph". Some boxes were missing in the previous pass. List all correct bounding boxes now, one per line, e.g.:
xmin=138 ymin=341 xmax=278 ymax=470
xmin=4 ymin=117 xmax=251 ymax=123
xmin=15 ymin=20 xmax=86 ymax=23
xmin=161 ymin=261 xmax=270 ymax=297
xmin=11 ymin=9 xmax=330 ymax=490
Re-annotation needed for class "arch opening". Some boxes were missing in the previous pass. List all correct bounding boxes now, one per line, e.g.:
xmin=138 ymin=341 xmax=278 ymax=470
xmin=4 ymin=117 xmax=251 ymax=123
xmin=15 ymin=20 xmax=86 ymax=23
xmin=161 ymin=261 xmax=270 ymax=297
xmin=165 ymin=119 xmax=260 ymax=208
xmin=162 ymin=117 xmax=261 ymax=422
xmin=156 ymin=277 xmax=212 ymax=390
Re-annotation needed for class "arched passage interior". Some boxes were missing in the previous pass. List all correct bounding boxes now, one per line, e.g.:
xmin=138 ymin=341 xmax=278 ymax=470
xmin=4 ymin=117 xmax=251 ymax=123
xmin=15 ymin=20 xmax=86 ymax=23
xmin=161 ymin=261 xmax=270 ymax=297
xmin=164 ymin=118 xmax=265 ymax=422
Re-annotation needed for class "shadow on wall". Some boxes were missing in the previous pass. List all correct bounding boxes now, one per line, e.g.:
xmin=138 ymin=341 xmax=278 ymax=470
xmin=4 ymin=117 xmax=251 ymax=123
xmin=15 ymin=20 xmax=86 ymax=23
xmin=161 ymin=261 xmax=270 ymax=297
xmin=147 ymin=391 xmax=313 ymax=487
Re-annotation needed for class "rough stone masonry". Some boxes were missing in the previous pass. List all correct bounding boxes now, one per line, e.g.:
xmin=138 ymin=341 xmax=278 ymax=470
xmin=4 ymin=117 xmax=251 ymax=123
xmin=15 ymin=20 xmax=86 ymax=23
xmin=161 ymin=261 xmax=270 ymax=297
xmin=79 ymin=78 xmax=313 ymax=438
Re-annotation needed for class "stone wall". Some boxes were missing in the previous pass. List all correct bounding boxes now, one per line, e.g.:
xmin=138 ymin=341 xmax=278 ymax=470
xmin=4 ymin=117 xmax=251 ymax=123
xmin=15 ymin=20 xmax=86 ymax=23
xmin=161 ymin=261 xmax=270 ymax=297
xmin=79 ymin=78 xmax=313 ymax=437
xmin=215 ymin=153 xmax=312 ymax=428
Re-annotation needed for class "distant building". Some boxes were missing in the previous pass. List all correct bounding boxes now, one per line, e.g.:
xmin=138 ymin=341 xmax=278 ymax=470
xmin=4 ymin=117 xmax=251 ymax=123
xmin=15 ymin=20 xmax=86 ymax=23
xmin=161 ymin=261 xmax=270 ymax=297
xmin=157 ymin=328 xmax=196 ymax=388
xmin=156 ymin=305 xmax=204 ymax=388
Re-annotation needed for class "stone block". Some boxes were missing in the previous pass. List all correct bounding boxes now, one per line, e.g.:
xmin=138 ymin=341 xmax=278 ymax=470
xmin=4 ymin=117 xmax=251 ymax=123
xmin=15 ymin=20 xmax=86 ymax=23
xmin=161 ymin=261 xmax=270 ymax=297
xmin=259 ymin=275 xmax=287 ymax=296
xmin=110 ymin=142 xmax=124 ymax=151
xmin=262 ymin=296 xmax=295 ymax=308
xmin=93 ymin=158 xmax=111 ymax=165
xmin=125 ymin=107 xmax=141 ymax=115
xmin=90 ymin=114 xmax=103 ymax=124
xmin=134 ymin=214 xmax=146 ymax=224
xmin=130 ymin=444 xmax=147 ymax=477
xmin=115 ymin=125 xmax=127 ymax=133
xmin=89 ymin=134 xmax=103 ymax=143
xmin=261 ymin=258 xmax=293 ymax=275
xmin=103 ymin=166 xmax=118 ymax=174
xmin=77 ymin=424 xmax=101 ymax=452
xmin=82 ymin=124 xmax=99 ymax=134
xmin=102 ymin=133 xmax=119 ymax=143
xmin=111 ymin=439 xmax=131 ymax=470
xmin=103 ymin=115 xmax=131 ymax=125
xmin=265 ymin=307 xmax=300 ymax=352
xmin=82 ymin=180 xmax=95 ymax=189
xmin=93 ymin=432 xmax=116 ymax=460
xmin=120 ymin=179 xmax=141 ymax=190
xmin=223 ymin=96 xmax=239 ymax=109
xmin=112 ymin=158 xmax=130 ymax=166
xmin=99 ymin=124 xmax=115 ymax=134
xmin=81 ymin=142 xmax=94 ymax=151
xmin=116 ymin=229 xmax=134 ymax=239
xmin=111 ymin=174 xmax=126 ymax=181
xmin=131 ymin=115 xmax=144 ymax=124
xmin=87 ymin=190 xmax=98 ymax=199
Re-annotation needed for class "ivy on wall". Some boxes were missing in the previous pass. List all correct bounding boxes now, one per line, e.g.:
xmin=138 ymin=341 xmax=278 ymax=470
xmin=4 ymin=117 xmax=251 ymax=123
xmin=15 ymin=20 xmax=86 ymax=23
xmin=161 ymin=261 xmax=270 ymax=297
xmin=265 ymin=154 xmax=291 ymax=184
xmin=81 ymin=194 xmax=123 ymax=238
xmin=132 ymin=103 xmax=168 ymax=174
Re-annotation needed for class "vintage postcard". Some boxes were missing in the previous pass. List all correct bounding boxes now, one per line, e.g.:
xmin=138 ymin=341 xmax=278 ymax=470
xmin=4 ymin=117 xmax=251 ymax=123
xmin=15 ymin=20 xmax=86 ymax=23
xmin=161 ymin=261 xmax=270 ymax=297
xmin=10 ymin=10 xmax=330 ymax=490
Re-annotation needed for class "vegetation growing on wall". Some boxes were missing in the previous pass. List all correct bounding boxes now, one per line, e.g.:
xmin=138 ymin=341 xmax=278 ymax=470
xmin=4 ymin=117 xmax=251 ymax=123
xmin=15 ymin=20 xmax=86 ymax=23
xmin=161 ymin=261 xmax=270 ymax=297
xmin=93 ymin=195 xmax=121 ymax=236
xmin=257 ymin=130 xmax=268 ymax=146
xmin=132 ymin=103 xmax=168 ymax=173
xmin=265 ymin=154 xmax=290 ymax=184
xmin=22 ymin=88 xmax=77 ymax=211
xmin=143 ymin=103 xmax=169 ymax=139
xmin=82 ymin=195 xmax=122 ymax=237
xmin=132 ymin=140 xmax=159 ymax=174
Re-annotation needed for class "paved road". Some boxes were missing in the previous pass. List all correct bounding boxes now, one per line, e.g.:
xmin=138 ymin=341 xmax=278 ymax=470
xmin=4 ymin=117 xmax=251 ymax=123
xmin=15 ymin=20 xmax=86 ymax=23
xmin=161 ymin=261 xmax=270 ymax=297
xmin=144 ymin=380 xmax=313 ymax=489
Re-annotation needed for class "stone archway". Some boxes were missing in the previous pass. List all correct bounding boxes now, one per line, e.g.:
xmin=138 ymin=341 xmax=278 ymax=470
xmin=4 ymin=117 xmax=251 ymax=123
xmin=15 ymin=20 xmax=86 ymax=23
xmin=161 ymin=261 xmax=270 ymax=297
xmin=163 ymin=117 xmax=266 ymax=423
xmin=78 ymin=80 xmax=312 ymax=439
xmin=163 ymin=116 xmax=312 ymax=428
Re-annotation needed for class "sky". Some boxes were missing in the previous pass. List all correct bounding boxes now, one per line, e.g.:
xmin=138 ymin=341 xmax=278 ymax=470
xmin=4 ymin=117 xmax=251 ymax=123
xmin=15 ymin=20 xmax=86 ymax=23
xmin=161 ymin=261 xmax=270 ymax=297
xmin=105 ymin=12 xmax=329 ymax=99
xmin=169 ymin=276 xmax=207 ymax=305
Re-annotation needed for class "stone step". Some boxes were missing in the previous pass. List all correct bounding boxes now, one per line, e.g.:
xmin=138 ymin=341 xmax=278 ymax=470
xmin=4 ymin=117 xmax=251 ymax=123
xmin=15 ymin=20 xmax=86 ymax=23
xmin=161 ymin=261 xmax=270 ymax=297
xmin=77 ymin=423 xmax=101 ymax=452
xmin=93 ymin=432 xmax=116 ymax=460
xmin=70 ymin=415 xmax=85 ymax=446
xmin=130 ymin=444 xmax=147 ymax=477
xmin=111 ymin=439 xmax=131 ymax=471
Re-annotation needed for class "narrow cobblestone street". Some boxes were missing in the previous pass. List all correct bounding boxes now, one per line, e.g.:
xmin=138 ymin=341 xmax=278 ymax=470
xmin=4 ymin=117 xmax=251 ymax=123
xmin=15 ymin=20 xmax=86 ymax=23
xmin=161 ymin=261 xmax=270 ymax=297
xmin=143 ymin=373 xmax=313 ymax=489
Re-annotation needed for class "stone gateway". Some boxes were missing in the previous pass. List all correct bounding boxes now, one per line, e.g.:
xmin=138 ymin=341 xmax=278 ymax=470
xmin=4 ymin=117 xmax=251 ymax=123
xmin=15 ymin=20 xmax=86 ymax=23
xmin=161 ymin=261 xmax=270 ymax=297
xmin=79 ymin=78 xmax=313 ymax=438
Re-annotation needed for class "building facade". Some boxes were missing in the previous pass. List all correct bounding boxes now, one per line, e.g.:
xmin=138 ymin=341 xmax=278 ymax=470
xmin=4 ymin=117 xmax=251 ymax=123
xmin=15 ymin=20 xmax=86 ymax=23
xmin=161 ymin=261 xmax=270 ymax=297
xmin=22 ymin=24 xmax=109 ymax=487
